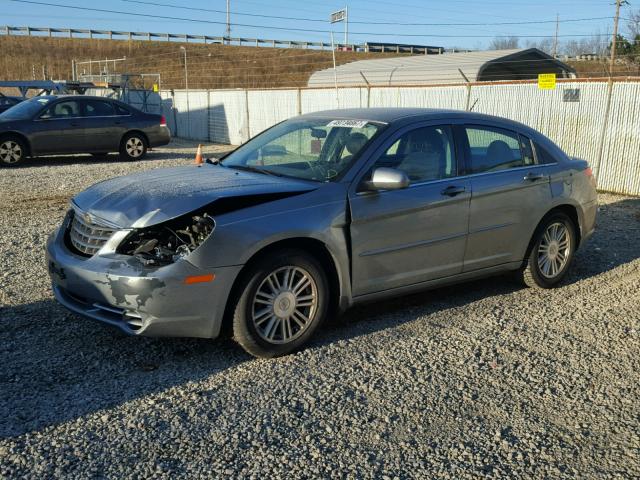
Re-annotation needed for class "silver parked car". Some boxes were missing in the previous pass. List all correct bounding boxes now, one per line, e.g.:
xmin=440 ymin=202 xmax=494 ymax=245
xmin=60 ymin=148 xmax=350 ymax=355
xmin=47 ymin=109 xmax=597 ymax=358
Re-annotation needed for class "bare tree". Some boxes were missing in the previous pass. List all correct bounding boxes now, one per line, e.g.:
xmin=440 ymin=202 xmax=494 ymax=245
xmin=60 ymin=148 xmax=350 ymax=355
xmin=489 ymin=36 xmax=519 ymax=50
xmin=627 ymin=9 xmax=640 ymax=38
xmin=524 ymin=38 xmax=554 ymax=54
xmin=561 ymin=30 xmax=608 ymax=57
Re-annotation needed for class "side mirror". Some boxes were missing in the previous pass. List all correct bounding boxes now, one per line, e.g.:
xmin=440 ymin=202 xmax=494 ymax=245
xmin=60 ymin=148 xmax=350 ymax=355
xmin=363 ymin=167 xmax=410 ymax=191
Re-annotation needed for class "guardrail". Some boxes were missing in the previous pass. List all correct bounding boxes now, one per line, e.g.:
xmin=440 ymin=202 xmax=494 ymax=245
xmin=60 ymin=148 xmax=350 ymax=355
xmin=1 ymin=25 xmax=352 ymax=50
xmin=0 ymin=25 xmax=447 ymax=54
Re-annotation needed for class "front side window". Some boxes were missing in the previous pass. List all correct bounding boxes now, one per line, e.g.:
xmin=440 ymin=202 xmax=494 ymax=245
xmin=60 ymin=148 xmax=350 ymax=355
xmin=85 ymin=100 xmax=116 ymax=117
xmin=222 ymin=118 xmax=383 ymax=182
xmin=371 ymin=125 xmax=456 ymax=183
xmin=40 ymin=100 xmax=82 ymax=119
xmin=465 ymin=126 xmax=534 ymax=174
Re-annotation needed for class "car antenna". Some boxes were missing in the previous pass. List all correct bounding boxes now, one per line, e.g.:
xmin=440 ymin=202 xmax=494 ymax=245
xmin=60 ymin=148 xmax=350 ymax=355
xmin=469 ymin=99 xmax=479 ymax=112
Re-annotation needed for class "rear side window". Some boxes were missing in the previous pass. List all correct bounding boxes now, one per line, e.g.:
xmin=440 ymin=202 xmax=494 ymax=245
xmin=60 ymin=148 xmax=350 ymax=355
xmin=373 ymin=125 xmax=457 ymax=182
xmin=464 ymin=126 xmax=534 ymax=174
xmin=85 ymin=100 xmax=116 ymax=117
xmin=534 ymin=143 xmax=558 ymax=164
xmin=115 ymin=104 xmax=131 ymax=116
xmin=519 ymin=134 xmax=535 ymax=165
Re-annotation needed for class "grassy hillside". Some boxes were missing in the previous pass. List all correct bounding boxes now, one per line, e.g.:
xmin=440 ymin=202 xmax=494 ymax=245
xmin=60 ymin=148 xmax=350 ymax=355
xmin=2 ymin=36 xmax=637 ymax=94
xmin=0 ymin=35 xmax=398 ymax=90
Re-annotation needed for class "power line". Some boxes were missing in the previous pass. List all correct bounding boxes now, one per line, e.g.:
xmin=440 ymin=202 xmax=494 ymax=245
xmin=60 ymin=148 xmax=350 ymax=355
xmin=119 ymin=0 xmax=615 ymax=27
xmin=3 ymin=1 xmax=626 ymax=39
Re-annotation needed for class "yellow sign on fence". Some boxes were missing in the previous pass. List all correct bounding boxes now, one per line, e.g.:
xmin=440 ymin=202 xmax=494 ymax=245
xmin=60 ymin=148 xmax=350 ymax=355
xmin=152 ymin=83 xmax=159 ymax=92
xmin=538 ymin=73 xmax=556 ymax=90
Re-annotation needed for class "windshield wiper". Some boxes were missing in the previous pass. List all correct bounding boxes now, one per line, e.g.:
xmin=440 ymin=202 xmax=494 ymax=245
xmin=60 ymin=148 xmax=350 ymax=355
xmin=226 ymin=164 xmax=284 ymax=177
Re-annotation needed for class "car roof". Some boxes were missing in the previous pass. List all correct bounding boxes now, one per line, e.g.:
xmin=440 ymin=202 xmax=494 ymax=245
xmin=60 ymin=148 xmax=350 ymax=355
xmin=27 ymin=95 xmax=121 ymax=102
xmin=300 ymin=107 xmax=537 ymax=136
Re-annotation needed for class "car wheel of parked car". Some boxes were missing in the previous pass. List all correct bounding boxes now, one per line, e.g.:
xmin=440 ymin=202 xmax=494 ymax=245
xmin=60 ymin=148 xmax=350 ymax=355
xmin=120 ymin=133 xmax=147 ymax=161
xmin=0 ymin=136 xmax=27 ymax=166
xmin=232 ymin=250 xmax=329 ymax=358
xmin=516 ymin=212 xmax=577 ymax=289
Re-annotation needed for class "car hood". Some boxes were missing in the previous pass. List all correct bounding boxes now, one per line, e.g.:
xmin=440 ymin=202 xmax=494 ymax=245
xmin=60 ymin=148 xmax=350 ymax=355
xmin=72 ymin=165 xmax=317 ymax=228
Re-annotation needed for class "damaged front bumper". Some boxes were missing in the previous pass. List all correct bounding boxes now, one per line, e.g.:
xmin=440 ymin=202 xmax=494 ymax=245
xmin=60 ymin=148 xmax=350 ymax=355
xmin=46 ymin=225 xmax=242 ymax=339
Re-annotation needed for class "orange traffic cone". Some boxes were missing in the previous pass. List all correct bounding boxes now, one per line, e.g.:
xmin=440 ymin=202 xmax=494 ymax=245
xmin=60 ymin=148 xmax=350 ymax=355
xmin=194 ymin=144 xmax=204 ymax=165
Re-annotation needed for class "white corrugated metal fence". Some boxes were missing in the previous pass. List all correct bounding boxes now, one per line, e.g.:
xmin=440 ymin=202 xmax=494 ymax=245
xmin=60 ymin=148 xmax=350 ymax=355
xmin=160 ymin=80 xmax=640 ymax=196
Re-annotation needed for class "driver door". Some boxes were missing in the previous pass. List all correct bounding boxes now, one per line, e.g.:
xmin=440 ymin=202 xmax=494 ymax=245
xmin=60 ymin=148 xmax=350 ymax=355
xmin=349 ymin=123 xmax=471 ymax=297
xmin=30 ymin=99 xmax=86 ymax=155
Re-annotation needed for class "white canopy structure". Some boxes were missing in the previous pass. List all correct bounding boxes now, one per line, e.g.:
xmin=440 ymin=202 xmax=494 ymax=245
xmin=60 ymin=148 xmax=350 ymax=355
xmin=307 ymin=48 xmax=576 ymax=87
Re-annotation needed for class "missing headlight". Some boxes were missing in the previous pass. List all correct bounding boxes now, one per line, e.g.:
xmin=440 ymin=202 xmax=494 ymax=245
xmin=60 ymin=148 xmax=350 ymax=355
xmin=118 ymin=213 xmax=215 ymax=266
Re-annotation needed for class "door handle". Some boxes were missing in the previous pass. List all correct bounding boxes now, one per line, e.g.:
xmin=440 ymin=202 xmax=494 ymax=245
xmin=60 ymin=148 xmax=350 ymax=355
xmin=441 ymin=185 xmax=466 ymax=197
xmin=524 ymin=172 xmax=545 ymax=182
xmin=70 ymin=122 xmax=80 ymax=127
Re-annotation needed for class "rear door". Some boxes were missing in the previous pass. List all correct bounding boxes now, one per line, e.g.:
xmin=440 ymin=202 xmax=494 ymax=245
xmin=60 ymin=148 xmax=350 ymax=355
xmin=81 ymin=99 xmax=126 ymax=152
xmin=460 ymin=124 xmax=553 ymax=271
xmin=349 ymin=122 xmax=471 ymax=296
xmin=30 ymin=99 xmax=85 ymax=155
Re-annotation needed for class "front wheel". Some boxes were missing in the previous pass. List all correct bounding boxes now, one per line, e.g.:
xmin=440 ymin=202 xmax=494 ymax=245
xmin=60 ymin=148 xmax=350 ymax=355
xmin=515 ymin=212 xmax=577 ymax=288
xmin=120 ymin=133 xmax=147 ymax=161
xmin=232 ymin=250 xmax=329 ymax=358
xmin=0 ymin=136 xmax=27 ymax=166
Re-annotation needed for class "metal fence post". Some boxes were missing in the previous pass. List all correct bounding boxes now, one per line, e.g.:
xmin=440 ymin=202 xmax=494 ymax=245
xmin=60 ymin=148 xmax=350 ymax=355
xmin=244 ymin=89 xmax=251 ymax=141
xmin=207 ymin=89 xmax=212 ymax=142
xmin=594 ymin=78 xmax=615 ymax=182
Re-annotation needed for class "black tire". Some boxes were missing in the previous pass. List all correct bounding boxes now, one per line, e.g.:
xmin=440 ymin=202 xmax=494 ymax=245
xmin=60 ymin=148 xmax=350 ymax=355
xmin=232 ymin=250 xmax=329 ymax=358
xmin=515 ymin=212 xmax=577 ymax=289
xmin=119 ymin=132 xmax=147 ymax=161
xmin=0 ymin=135 xmax=27 ymax=167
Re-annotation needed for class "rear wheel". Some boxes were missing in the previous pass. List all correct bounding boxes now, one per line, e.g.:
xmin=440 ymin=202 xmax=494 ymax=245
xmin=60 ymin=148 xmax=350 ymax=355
xmin=0 ymin=136 xmax=27 ymax=166
xmin=232 ymin=250 xmax=329 ymax=358
xmin=515 ymin=212 xmax=576 ymax=288
xmin=120 ymin=133 xmax=147 ymax=161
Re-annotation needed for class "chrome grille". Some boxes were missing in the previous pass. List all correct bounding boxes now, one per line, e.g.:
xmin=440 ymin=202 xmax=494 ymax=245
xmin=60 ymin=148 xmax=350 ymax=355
xmin=69 ymin=210 xmax=116 ymax=256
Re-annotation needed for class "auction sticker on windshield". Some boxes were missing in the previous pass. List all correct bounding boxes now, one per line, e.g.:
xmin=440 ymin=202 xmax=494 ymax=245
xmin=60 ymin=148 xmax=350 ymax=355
xmin=327 ymin=120 xmax=370 ymax=128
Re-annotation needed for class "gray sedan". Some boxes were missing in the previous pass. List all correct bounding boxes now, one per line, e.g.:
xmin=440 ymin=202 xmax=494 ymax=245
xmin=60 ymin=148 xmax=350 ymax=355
xmin=0 ymin=95 xmax=170 ymax=165
xmin=47 ymin=108 xmax=597 ymax=358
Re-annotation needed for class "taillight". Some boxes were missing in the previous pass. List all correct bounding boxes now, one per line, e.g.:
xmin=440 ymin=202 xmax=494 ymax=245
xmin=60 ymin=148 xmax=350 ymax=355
xmin=584 ymin=166 xmax=596 ymax=187
xmin=160 ymin=115 xmax=167 ymax=126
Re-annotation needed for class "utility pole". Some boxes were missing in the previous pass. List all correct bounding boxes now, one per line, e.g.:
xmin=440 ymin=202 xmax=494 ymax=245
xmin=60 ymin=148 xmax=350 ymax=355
xmin=553 ymin=13 xmax=559 ymax=58
xmin=610 ymin=0 xmax=627 ymax=75
xmin=344 ymin=5 xmax=348 ymax=47
xmin=226 ymin=0 xmax=231 ymax=44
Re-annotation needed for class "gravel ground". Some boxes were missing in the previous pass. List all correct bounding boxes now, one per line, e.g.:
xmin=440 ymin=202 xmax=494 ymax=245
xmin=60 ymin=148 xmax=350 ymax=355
xmin=1 ymin=141 xmax=639 ymax=478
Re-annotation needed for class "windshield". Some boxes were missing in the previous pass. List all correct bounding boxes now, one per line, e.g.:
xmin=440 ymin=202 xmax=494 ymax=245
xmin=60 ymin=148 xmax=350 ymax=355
xmin=222 ymin=117 xmax=384 ymax=181
xmin=0 ymin=97 xmax=51 ymax=120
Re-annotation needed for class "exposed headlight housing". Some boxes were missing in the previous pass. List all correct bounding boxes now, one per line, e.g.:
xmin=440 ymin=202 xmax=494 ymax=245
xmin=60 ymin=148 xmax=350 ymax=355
xmin=117 ymin=212 xmax=215 ymax=266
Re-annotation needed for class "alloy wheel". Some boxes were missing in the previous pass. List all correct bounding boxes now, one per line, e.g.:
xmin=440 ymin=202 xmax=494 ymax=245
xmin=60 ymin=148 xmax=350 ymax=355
xmin=251 ymin=266 xmax=318 ymax=344
xmin=125 ymin=137 xmax=144 ymax=158
xmin=0 ymin=140 xmax=22 ymax=164
xmin=537 ymin=222 xmax=571 ymax=278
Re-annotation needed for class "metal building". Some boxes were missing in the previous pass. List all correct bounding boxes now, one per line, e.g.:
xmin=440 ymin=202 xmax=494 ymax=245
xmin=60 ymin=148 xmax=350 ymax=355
xmin=307 ymin=48 xmax=576 ymax=87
